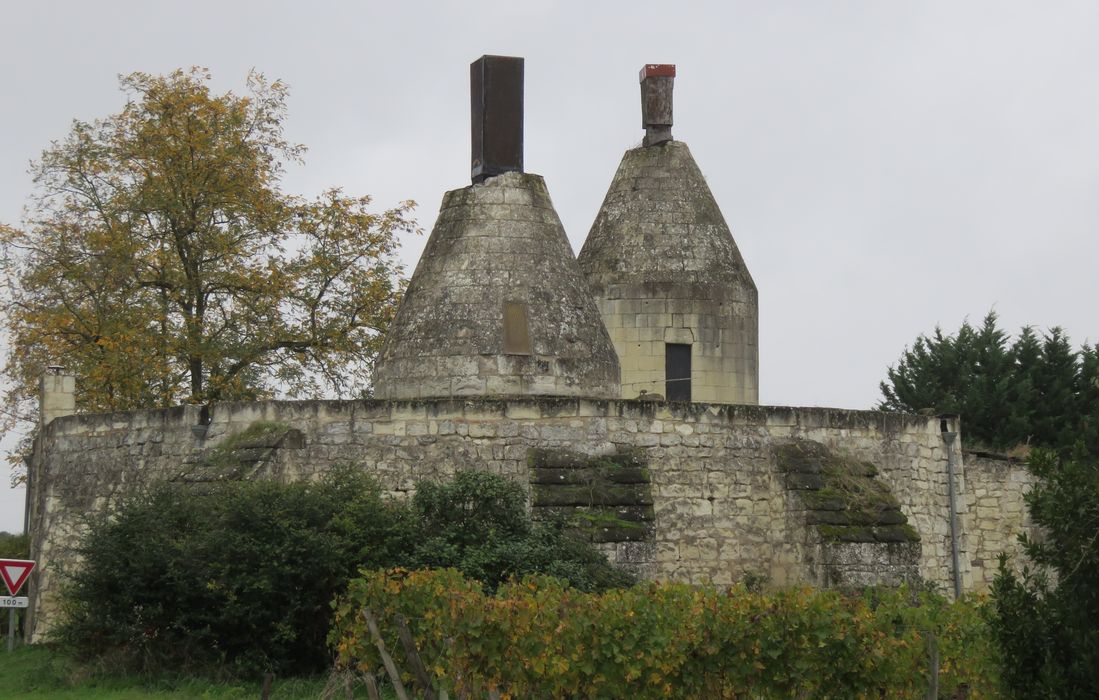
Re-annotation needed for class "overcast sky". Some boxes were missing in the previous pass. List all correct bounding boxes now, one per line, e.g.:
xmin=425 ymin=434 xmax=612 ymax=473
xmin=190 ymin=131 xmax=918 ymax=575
xmin=3 ymin=1 xmax=1098 ymax=532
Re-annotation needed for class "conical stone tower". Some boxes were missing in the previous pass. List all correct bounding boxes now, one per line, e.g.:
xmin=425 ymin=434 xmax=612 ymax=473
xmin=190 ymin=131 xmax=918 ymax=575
xmin=372 ymin=56 xmax=620 ymax=400
xmin=578 ymin=65 xmax=758 ymax=404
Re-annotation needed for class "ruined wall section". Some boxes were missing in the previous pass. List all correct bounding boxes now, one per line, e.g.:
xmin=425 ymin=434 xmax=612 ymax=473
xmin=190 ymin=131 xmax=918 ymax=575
xmin=962 ymin=452 xmax=1037 ymax=592
xmin=29 ymin=400 xmax=973 ymax=641
xmin=24 ymin=405 xmax=206 ymax=642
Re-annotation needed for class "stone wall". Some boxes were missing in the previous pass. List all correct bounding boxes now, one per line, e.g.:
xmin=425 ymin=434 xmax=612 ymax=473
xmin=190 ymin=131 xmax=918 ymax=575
xmin=962 ymin=452 xmax=1037 ymax=592
xmin=26 ymin=398 xmax=984 ymax=641
xmin=588 ymin=284 xmax=758 ymax=403
xmin=38 ymin=373 xmax=76 ymax=427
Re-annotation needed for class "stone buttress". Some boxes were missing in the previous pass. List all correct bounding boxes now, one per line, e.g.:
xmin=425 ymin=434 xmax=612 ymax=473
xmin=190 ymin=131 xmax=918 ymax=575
xmin=578 ymin=65 xmax=758 ymax=404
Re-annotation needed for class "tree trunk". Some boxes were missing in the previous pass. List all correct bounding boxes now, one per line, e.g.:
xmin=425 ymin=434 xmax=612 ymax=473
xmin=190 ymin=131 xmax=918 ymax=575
xmin=189 ymin=357 xmax=203 ymax=402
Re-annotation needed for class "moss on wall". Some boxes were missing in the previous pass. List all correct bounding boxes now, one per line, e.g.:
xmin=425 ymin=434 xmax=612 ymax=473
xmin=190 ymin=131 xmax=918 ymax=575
xmin=776 ymin=439 xmax=919 ymax=544
xmin=176 ymin=421 xmax=303 ymax=482
xmin=529 ymin=448 xmax=655 ymax=544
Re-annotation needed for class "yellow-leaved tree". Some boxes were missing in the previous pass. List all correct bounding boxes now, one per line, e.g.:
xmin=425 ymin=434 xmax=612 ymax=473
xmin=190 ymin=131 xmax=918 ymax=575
xmin=1 ymin=68 xmax=417 ymax=480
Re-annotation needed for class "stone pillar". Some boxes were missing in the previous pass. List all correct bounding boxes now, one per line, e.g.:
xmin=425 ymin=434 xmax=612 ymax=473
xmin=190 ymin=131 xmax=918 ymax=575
xmin=25 ymin=368 xmax=75 ymax=643
xmin=38 ymin=368 xmax=75 ymax=428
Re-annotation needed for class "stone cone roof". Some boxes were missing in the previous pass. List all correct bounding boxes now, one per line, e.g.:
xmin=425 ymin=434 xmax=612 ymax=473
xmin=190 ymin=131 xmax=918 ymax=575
xmin=578 ymin=140 xmax=756 ymax=295
xmin=372 ymin=172 xmax=620 ymax=399
xmin=578 ymin=139 xmax=759 ymax=405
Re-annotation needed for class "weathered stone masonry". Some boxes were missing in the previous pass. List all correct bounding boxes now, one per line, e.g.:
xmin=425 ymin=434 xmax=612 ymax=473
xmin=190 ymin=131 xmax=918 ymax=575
xmin=372 ymin=172 xmax=620 ymax=401
xmin=26 ymin=397 xmax=1007 ymax=641
xmin=22 ymin=57 xmax=1038 ymax=643
xmin=962 ymin=453 xmax=1036 ymax=592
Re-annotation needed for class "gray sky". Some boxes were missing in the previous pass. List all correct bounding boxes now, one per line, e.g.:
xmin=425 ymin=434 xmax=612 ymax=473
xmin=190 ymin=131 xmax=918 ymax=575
xmin=3 ymin=1 xmax=1099 ymax=532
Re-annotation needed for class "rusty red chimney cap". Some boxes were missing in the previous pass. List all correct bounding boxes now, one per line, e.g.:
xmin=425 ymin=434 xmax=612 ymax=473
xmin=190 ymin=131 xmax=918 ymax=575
xmin=639 ymin=64 xmax=676 ymax=81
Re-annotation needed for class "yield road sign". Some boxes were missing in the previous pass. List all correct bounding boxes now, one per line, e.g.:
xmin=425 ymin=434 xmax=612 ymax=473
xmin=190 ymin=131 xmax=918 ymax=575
xmin=0 ymin=559 xmax=35 ymax=596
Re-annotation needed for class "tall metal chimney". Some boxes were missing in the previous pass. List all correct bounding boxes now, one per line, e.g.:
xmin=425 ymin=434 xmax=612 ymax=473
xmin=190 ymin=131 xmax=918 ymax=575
xmin=640 ymin=64 xmax=675 ymax=146
xmin=470 ymin=55 xmax=524 ymax=183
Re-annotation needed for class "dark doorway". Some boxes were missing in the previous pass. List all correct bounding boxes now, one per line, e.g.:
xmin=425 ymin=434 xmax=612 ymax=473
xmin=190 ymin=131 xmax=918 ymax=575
xmin=665 ymin=343 xmax=692 ymax=402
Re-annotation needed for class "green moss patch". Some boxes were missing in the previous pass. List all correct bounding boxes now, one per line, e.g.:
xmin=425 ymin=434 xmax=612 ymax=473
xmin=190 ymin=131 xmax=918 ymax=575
xmin=775 ymin=440 xmax=918 ymax=544
xmin=177 ymin=421 xmax=303 ymax=482
xmin=529 ymin=448 xmax=655 ymax=544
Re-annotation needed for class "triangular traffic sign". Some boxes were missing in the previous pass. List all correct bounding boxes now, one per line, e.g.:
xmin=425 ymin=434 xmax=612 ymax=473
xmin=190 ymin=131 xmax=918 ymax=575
xmin=0 ymin=559 xmax=35 ymax=596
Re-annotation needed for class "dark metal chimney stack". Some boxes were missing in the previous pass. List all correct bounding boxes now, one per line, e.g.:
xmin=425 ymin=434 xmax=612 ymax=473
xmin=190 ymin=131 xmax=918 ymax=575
xmin=470 ymin=55 xmax=524 ymax=184
xmin=640 ymin=64 xmax=675 ymax=146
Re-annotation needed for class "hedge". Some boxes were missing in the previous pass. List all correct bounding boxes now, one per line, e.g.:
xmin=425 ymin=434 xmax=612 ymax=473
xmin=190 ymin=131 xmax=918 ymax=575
xmin=331 ymin=569 xmax=1003 ymax=699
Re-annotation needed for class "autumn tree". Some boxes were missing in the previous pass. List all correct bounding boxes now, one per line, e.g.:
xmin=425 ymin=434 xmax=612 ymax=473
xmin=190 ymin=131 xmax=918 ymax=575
xmin=1 ymin=69 xmax=416 ymax=449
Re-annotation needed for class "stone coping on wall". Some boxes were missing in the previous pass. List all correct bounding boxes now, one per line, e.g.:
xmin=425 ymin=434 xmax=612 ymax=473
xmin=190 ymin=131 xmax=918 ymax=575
xmin=40 ymin=397 xmax=940 ymax=437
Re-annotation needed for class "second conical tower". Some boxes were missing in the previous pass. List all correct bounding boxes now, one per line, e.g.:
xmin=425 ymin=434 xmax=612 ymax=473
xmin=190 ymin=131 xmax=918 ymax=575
xmin=578 ymin=65 xmax=758 ymax=404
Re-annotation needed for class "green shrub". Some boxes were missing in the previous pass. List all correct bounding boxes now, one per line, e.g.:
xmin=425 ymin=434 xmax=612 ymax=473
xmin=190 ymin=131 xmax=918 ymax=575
xmin=991 ymin=448 xmax=1099 ymax=697
xmin=406 ymin=470 xmax=634 ymax=592
xmin=57 ymin=467 xmax=408 ymax=677
xmin=0 ymin=531 xmax=29 ymax=559
xmin=331 ymin=569 xmax=1003 ymax=699
xmin=57 ymin=468 xmax=630 ymax=678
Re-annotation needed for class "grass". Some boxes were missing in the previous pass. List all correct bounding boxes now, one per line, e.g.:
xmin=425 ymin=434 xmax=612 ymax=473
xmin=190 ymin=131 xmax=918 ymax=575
xmin=0 ymin=642 xmax=390 ymax=699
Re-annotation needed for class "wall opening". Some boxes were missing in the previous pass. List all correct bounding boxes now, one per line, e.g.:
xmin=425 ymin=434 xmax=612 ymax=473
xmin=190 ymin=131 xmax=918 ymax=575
xmin=665 ymin=343 xmax=691 ymax=401
xmin=503 ymin=301 xmax=532 ymax=354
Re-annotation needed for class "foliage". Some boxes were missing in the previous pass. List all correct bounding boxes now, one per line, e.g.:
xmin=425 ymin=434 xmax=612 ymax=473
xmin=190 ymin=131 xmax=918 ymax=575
xmin=0 ymin=644 xmax=339 ymax=699
xmin=56 ymin=469 xmax=628 ymax=678
xmin=879 ymin=311 xmax=1099 ymax=453
xmin=331 ymin=569 xmax=1003 ymax=699
xmin=991 ymin=449 xmax=1099 ymax=698
xmin=56 ymin=467 xmax=410 ymax=677
xmin=0 ymin=531 xmax=29 ymax=559
xmin=0 ymin=67 xmax=417 ymax=481
xmin=406 ymin=470 xmax=634 ymax=592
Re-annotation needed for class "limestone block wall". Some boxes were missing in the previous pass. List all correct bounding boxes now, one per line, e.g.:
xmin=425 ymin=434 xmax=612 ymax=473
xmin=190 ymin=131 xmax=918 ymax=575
xmin=592 ymin=283 xmax=758 ymax=404
xmin=38 ymin=373 xmax=76 ymax=426
xmin=962 ymin=453 xmax=1037 ymax=592
xmin=752 ymin=409 xmax=973 ymax=591
xmin=26 ymin=399 xmax=988 ymax=641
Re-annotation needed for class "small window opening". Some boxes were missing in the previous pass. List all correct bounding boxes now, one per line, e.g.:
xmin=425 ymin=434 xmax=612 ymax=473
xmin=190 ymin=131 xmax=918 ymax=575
xmin=665 ymin=343 xmax=691 ymax=402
